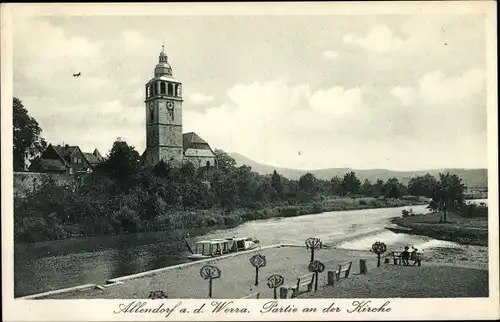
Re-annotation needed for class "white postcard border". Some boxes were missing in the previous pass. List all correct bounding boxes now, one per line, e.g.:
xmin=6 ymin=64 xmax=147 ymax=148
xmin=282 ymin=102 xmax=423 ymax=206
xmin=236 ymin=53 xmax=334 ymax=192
xmin=1 ymin=1 xmax=498 ymax=321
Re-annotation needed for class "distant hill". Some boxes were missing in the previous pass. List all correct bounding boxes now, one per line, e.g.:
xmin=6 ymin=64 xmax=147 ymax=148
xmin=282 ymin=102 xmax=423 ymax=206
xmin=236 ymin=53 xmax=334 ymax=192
xmin=229 ymin=152 xmax=488 ymax=188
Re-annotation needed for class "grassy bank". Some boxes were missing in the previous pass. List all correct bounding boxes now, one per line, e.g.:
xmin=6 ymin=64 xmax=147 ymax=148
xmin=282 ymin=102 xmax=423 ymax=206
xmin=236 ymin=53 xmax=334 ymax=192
xmin=390 ymin=212 xmax=488 ymax=246
xmin=146 ymin=196 xmax=426 ymax=231
xmin=15 ymin=196 xmax=425 ymax=243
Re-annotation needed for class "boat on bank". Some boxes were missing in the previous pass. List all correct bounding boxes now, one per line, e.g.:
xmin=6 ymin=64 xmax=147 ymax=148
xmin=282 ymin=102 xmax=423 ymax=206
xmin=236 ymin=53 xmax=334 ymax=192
xmin=185 ymin=236 xmax=260 ymax=261
xmin=385 ymin=225 xmax=413 ymax=234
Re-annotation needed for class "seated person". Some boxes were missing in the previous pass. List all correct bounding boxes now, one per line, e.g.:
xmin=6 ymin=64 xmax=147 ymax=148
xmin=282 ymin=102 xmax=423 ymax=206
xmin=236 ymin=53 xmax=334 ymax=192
xmin=401 ymin=246 xmax=410 ymax=266
xmin=410 ymin=247 xmax=420 ymax=266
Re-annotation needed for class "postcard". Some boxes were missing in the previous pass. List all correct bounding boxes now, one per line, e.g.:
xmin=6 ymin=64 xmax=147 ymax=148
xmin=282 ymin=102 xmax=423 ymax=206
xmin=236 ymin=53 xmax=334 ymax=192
xmin=1 ymin=1 xmax=498 ymax=321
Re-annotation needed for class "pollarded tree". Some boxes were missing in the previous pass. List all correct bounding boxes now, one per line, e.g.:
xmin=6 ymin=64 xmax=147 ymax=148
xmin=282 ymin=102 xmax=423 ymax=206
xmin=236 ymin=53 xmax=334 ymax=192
xmin=13 ymin=97 xmax=47 ymax=171
xmin=428 ymin=172 xmax=466 ymax=223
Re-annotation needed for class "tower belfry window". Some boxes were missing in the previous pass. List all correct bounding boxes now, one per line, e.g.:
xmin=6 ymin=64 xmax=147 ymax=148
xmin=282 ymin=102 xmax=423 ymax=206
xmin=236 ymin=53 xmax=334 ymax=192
xmin=160 ymin=82 xmax=166 ymax=94
xmin=168 ymin=83 xmax=174 ymax=96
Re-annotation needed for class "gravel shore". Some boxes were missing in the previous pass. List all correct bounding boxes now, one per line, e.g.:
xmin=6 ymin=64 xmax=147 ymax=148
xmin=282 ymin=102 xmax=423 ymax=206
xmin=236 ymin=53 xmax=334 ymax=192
xmin=299 ymin=265 xmax=489 ymax=298
xmin=40 ymin=246 xmax=373 ymax=299
xmin=35 ymin=241 xmax=489 ymax=299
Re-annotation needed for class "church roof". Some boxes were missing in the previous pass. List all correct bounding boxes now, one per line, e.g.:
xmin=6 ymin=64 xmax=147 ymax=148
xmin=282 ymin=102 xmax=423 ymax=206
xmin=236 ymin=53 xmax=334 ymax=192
xmin=182 ymin=132 xmax=213 ymax=153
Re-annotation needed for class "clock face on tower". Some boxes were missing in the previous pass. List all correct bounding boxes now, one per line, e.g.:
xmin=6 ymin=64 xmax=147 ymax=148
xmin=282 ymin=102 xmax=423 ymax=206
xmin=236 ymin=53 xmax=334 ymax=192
xmin=166 ymin=101 xmax=174 ymax=110
xmin=148 ymin=102 xmax=154 ymax=111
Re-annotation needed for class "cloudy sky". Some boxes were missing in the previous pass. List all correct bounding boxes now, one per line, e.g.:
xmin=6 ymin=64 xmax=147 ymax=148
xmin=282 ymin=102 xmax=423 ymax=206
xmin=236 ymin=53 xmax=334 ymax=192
xmin=12 ymin=8 xmax=490 ymax=171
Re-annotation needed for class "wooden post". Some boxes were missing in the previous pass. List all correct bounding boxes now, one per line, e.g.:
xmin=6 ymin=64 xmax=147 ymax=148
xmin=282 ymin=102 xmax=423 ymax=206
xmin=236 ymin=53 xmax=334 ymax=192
xmin=359 ymin=259 xmax=367 ymax=274
xmin=327 ymin=271 xmax=335 ymax=286
xmin=279 ymin=287 xmax=288 ymax=299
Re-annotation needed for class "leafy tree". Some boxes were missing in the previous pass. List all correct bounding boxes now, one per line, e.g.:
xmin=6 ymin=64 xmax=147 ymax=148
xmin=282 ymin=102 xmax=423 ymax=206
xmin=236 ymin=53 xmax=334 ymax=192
xmin=372 ymin=179 xmax=385 ymax=198
xmin=329 ymin=176 xmax=343 ymax=196
xmin=298 ymin=173 xmax=318 ymax=197
xmin=13 ymin=97 xmax=47 ymax=171
xmin=384 ymin=178 xmax=404 ymax=199
xmin=153 ymin=160 xmax=171 ymax=178
xmin=271 ymin=170 xmax=284 ymax=196
xmin=98 ymin=140 xmax=140 ymax=184
xmin=360 ymin=179 xmax=373 ymax=197
xmin=213 ymin=149 xmax=236 ymax=172
xmin=179 ymin=162 xmax=196 ymax=179
xmin=428 ymin=172 xmax=466 ymax=222
xmin=210 ymin=169 xmax=239 ymax=210
xmin=341 ymin=171 xmax=361 ymax=197
xmin=408 ymin=173 xmax=438 ymax=198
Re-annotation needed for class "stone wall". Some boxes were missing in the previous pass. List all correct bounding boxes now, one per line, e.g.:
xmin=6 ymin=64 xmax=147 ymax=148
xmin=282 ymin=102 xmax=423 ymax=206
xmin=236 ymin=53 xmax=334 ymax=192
xmin=13 ymin=172 xmax=72 ymax=198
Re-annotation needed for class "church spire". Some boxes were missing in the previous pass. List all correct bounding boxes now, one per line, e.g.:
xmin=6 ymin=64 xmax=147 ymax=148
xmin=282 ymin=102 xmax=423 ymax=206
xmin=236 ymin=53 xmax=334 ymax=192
xmin=155 ymin=45 xmax=172 ymax=76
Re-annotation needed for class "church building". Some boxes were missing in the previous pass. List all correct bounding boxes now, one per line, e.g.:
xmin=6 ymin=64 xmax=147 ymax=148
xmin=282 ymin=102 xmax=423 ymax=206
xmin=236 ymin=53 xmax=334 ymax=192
xmin=141 ymin=47 xmax=217 ymax=169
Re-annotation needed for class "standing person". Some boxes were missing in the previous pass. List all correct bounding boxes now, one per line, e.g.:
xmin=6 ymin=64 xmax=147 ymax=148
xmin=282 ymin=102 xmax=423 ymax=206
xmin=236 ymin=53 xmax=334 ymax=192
xmin=401 ymin=246 xmax=410 ymax=266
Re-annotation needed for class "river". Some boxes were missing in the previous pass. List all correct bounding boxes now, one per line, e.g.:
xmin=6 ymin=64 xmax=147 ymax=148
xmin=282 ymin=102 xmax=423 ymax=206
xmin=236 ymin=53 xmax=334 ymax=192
xmin=14 ymin=199 xmax=487 ymax=297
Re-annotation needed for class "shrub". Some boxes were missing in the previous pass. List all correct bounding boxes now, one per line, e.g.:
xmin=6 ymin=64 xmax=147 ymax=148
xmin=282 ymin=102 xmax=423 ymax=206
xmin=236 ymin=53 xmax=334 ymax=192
xmin=112 ymin=206 xmax=141 ymax=233
xmin=460 ymin=203 xmax=488 ymax=217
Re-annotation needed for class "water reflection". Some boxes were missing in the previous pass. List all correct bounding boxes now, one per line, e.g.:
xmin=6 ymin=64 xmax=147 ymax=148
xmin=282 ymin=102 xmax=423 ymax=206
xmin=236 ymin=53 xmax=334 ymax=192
xmin=14 ymin=199 xmax=487 ymax=297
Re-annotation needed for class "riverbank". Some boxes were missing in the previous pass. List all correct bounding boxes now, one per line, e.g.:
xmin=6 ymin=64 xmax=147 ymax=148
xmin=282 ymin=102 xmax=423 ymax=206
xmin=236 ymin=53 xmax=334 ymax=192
xmin=16 ymin=196 xmax=426 ymax=243
xmin=390 ymin=212 xmax=488 ymax=246
xmin=299 ymin=264 xmax=488 ymax=298
xmin=23 ymin=240 xmax=489 ymax=299
xmin=25 ymin=246 xmax=373 ymax=299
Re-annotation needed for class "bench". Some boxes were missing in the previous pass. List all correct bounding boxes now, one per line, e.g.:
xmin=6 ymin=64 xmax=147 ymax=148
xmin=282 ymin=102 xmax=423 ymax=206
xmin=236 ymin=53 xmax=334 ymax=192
xmin=240 ymin=292 xmax=260 ymax=299
xmin=392 ymin=251 xmax=422 ymax=266
xmin=289 ymin=273 xmax=314 ymax=298
xmin=334 ymin=261 xmax=352 ymax=281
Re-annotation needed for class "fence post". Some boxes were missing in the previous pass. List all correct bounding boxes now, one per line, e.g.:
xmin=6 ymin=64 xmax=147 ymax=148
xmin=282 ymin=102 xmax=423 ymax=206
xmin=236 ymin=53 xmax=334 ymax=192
xmin=279 ymin=287 xmax=288 ymax=299
xmin=359 ymin=259 xmax=367 ymax=274
xmin=327 ymin=271 xmax=335 ymax=286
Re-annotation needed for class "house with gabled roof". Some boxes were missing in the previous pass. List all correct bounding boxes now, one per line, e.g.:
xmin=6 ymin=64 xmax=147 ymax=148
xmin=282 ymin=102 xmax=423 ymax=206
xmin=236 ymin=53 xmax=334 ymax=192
xmin=30 ymin=144 xmax=105 ymax=176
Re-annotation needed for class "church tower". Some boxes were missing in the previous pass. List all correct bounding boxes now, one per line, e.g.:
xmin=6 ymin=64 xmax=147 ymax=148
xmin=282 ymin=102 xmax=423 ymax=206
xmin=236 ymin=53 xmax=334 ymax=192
xmin=144 ymin=46 xmax=183 ymax=166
